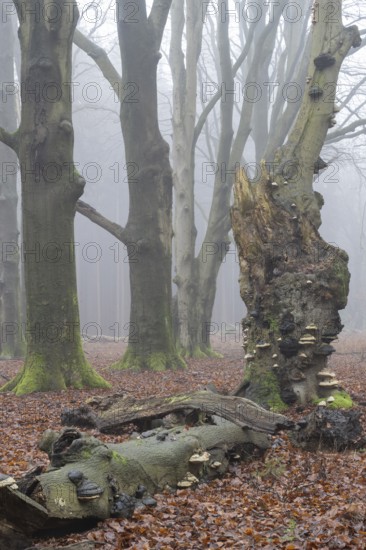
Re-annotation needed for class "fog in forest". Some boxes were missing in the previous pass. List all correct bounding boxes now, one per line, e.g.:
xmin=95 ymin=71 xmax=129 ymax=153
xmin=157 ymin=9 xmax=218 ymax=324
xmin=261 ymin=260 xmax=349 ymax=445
xmin=1 ymin=0 xmax=365 ymax=349
xmin=62 ymin=0 xmax=365 ymax=343
xmin=2 ymin=2 xmax=366 ymax=543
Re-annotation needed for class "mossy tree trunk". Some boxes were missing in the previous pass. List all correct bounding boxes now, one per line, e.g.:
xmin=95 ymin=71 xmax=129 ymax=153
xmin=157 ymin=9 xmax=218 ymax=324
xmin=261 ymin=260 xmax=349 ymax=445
xmin=231 ymin=0 xmax=361 ymax=409
xmin=0 ymin=0 xmax=109 ymax=394
xmin=115 ymin=0 xmax=184 ymax=371
xmin=0 ymin=10 xmax=24 ymax=358
xmin=72 ymin=12 xmax=183 ymax=371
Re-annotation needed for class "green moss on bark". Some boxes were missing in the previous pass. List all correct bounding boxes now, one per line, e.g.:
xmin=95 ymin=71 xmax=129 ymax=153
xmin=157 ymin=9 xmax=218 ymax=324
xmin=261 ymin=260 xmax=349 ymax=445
xmin=111 ymin=451 xmax=128 ymax=464
xmin=313 ymin=391 xmax=353 ymax=408
xmin=244 ymin=364 xmax=287 ymax=412
xmin=1 ymin=350 xmax=110 ymax=396
xmin=114 ymin=348 xmax=186 ymax=371
xmin=199 ymin=345 xmax=223 ymax=359
xmin=329 ymin=391 xmax=353 ymax=408
xmin=331 ymin=257 xmax=350 ymax=308
xmin=178 ymin=345 xmax=223 ymax=359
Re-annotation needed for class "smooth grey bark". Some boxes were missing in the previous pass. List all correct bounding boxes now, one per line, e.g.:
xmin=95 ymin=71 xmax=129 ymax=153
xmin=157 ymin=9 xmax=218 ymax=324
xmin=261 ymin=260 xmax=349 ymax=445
xmin=114 ymin=0 xmax=184 ymax=370
xmin=170 ymin=1 xmax=292 ymax=355
xmin=194 ymin=1 xmax=288 ymax=352
xmin=0 ymin=8 xmax=23 ymax=358
xmin=73 ymin=7 xmax=183 ymax=370
xmin=169 ymin=0 xmax=206 ymax=356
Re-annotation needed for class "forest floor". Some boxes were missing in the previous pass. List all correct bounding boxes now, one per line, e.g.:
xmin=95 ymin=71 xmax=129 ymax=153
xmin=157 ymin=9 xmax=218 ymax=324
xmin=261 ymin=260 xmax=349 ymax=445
xmin=0 ymin=331 xmax=366 ymax=549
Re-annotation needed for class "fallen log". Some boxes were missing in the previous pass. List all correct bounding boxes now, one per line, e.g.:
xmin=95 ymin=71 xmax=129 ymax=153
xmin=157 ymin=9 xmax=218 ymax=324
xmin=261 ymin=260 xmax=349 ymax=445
xmin=0 ymin=421 xmax=271 ymax=538
xmin=2 ymin=391 xmax=364 ymax=543
xmin=0 ymin=480 xmax=48 ymax=549
xmin=60 ymin=390 xmax=294 ymax=434
xmin=0 ymin=392 xmax=293 ymax=539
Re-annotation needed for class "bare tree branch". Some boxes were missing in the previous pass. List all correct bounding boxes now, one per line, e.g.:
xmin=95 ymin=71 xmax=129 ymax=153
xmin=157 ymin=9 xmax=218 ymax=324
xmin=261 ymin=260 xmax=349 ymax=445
xmin=326 ymin=128 xmax=365 ymax=144
xmin=193 ymin=16 xmax=269 ymax=152
xmin=148 ymin=0 xmax=173 ymax=47
xmin=73 ymin=29 xmax=122 ymax=101
xmin=0 ymin=127 xmax=19 ymax=153
xmin=326 ymin=118 xmax=366 ymax=142
xmin=76 ymin=200 xmax=127 ymax=244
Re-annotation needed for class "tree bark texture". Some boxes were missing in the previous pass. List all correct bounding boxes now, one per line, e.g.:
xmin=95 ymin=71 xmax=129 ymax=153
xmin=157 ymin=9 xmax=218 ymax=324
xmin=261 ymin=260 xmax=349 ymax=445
xmin=115 ymin=0 xmax=183 ymax=371
xmin=0 ymin=8 xmax=23 ymax=358
xmin=231 ymin=1 xmax=361 ymax=408
xmin=0 ymin=390 xmax=291 ymax=536
xmin=1 ymin=0 xmax=109 ymax=394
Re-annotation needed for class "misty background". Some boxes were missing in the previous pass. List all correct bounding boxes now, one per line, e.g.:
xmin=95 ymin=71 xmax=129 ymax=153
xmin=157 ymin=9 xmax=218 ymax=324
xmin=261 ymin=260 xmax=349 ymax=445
xmin=67 ymin=0 xmax=366 ymax=340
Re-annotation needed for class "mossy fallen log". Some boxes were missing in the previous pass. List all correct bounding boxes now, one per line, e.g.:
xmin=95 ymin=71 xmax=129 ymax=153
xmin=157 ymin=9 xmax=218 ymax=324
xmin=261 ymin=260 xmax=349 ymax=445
xmin=60 ymin=390 xmax=294 ymax=434
xmin=2 ymin=391 xmax=363 ymax=542
xmin=36 ymin=420 xmax=271 ymax=522
xmin=0 ymin=391 xmax=293 ymax=539
xmin=0 ymin=421 xmax=270 ymax=537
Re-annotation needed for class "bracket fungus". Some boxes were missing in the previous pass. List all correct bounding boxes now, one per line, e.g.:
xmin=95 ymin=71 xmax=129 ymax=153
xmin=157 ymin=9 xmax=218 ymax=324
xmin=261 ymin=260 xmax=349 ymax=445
xmin=210 ymin=461 xmax=222 ymax=469
xmin=314 ymin=53 xmax=336 ymax=70
xmin=299 ymin=334 xmax=316 ymax=345
xmin=314 ymin=344 xmax=336 ymax=356
xmin=68 ymin=470 xmax=104 ymax=501
xmin=309 ymin=84 xmax=323 ymax=99
xmin=256 ymin=342 xmax=271 ymax=350
xmin=317 ymin=371 xmax=340 ymax=394
xmin=189 ymin=452 xmax=210 ymax=464
xmin=318 ymin=380 xmax=340 ymax=388
xmin=0 ymin=474 xmax=18 ymax=490
xmin=177 ymin=473 xmax=199 ymax=488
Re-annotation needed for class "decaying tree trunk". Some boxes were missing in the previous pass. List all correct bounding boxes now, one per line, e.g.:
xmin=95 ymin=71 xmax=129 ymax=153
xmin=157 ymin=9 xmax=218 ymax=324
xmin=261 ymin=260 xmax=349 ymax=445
xmin=231 ymin=0 xmax=361 ymax=409
xmin=0 ymin=392 xmax=292 ymax=539
xmin=1 ymin=390 xmax=363 ymax=542
xmin=60 ymin=390 xmax=293 ymax=434
xmin=293 ymin=407 xmax=365 ymax=451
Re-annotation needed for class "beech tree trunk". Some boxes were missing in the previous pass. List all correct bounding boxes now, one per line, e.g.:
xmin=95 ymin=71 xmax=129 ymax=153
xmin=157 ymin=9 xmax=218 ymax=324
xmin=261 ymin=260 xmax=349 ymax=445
xmin=170 ymin=0 xmax=211 ymax=357
xmin=115 ymin=0 xmax=184 ymax=371
xmin=73 ymin=8 xmax=183 ymax=371
xmin=169 ymin=0 xmax=234 ymax=357
xmin=170 ymin=0 xmax=288 ymax=357
xmin=0 ymin=0 xmax=109 ymax=394
xmin=0 ymin=9 xmax=23 ymax=358
xmin=231 ymin=1 xmax=361 ymax=409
